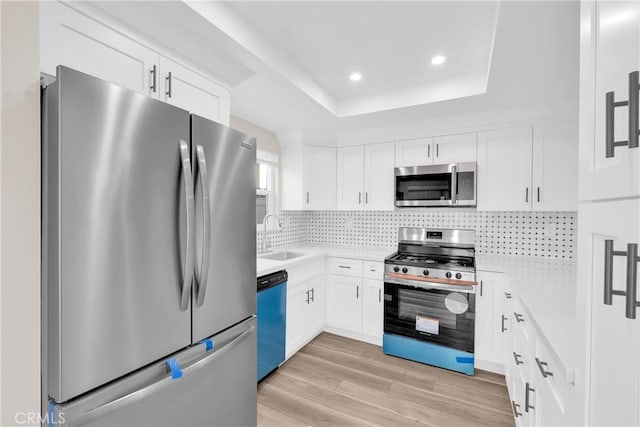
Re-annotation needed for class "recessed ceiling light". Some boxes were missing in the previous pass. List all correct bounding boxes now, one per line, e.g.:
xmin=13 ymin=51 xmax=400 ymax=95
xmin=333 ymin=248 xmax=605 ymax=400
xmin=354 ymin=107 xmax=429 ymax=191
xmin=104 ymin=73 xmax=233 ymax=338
xmin=349 ymin=72 xmax=362 ymax=82
xmin=431 ymin=55 xmax=446 ymax=66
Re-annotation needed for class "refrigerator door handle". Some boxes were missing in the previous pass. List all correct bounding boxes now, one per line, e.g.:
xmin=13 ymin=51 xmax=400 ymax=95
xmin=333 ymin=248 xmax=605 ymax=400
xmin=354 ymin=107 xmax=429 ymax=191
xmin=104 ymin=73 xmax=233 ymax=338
xmin=195 ymin=145 xmax=211 ymax=307
xmin=179 ymin=140 xmax=195 ymax=311
xmin=72 ymin=324 xmax=256 ymax=425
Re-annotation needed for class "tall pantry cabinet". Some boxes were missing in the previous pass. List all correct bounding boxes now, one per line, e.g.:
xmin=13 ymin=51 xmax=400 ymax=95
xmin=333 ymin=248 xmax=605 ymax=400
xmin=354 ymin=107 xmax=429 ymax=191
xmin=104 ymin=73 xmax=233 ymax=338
xmin=576 ymin=1 xmax=640 ymax=425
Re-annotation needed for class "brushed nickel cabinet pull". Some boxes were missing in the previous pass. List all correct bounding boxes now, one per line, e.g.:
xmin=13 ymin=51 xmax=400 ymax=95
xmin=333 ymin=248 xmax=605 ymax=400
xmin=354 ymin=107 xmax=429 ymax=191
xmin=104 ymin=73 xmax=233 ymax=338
xmin=535 ymin=357 xmax=553 ymax=378
xmin=512 ymin=401 xmax=522 ymax=418
xmin=525 ymin=382 xmax=536 ymax=412
xmin=513 ymin=351 xmax=524 ymax=365
xmin=605 ymin=70 xmax=639 ymax=158
xmin=165 ymin=72 xmax=172 ymax=98
xmin=604 ymin=240 xmax=640 ymax=319
xmin=150 ymin=65 xmax=157 ymax=93
xmin=501 ymin=315 xmax=508 ymax=332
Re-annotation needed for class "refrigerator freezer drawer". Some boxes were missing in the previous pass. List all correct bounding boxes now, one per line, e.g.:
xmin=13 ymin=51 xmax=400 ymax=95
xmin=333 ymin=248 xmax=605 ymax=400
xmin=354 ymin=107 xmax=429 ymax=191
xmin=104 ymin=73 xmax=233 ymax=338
xmin=53 ymin=317 xmax=257 ymax=426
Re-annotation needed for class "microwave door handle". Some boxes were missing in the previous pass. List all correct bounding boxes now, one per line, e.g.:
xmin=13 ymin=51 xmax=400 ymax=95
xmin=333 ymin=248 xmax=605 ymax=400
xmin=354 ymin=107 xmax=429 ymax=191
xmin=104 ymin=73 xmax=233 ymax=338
xmin=450 ymin=164 xmax=458 ymax=205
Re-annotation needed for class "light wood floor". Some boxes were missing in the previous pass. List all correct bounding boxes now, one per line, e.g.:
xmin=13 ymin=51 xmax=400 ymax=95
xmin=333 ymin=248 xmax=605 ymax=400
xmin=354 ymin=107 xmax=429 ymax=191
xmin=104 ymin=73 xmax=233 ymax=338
xmin=258 ymin=333 xmax=515 ymax=427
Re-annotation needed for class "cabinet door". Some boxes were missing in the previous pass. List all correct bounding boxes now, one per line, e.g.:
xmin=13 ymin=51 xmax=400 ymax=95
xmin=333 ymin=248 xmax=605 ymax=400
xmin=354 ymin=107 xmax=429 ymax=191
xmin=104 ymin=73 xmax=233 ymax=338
xmin=477 ymin=127 xmax=533 ymax=211
xmin=337 ymin=146 xmax=364 ymax=210
xmin=307 ymin=277 xmax=325 ymax=338
xmin=579 ymin=1 xmax=640 ymax=201
xmin=159 ymin=57 xmax=230 ymax=125
xmin=303 ymin=146 xmax=337 ymax=210
xmin=40 ymin=1 xmax=158 ymax=97
xmin=578 ymin=199 xmax=640 ymax=426
xmin=364 ymin=142 xmax=395 ymax=211
xmin=285 ymin=283 xmax=313 ymax=359
xmin=361 ymin=279 xmax=383 ymax=341
xmin=475 ymin=272 xmax=508 ymax=370
xmin=532 ymin=122 xmax=578 ymax=211
xmin=395 ymin=138 xmax=433 ymax=167
xmin=434 ymin=133 xmax=477 ymax=164
xmin=326 ymin=275 xmax=362 ymax=332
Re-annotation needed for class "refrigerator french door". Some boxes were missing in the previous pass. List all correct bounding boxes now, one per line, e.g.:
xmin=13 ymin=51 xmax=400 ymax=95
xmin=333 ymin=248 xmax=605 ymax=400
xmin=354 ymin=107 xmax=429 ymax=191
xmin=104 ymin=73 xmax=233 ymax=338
xmin=42 ymin=66 xmax=256 ymax=424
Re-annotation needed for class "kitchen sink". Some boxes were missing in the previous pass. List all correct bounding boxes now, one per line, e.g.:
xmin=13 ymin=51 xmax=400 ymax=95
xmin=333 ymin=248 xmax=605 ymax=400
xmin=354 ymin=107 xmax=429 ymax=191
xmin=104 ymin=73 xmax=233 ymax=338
xmin=258 ymin=251 xmax=306 ymax=261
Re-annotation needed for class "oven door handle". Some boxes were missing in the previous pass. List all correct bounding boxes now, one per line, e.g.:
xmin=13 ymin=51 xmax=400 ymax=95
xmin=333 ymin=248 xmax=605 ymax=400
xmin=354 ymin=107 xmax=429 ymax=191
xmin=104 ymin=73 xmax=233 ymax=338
xmin=384 ymin=274 xmax=476 ymax=294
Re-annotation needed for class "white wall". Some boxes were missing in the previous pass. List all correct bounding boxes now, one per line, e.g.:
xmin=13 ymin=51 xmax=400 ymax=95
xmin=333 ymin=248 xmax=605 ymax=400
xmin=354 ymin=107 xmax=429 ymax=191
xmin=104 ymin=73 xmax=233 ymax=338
xmin=0 ymin=1 xmax=41 ymax=425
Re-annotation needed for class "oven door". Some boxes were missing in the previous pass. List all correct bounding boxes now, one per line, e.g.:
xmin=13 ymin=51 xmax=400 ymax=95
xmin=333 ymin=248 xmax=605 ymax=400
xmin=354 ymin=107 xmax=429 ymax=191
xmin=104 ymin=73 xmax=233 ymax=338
xmin=384 ymin=280 xmax=475 ymax=353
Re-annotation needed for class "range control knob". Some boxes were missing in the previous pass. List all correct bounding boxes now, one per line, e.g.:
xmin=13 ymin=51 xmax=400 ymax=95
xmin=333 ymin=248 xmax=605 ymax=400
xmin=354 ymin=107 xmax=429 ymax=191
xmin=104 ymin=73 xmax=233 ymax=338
xmin=445 ymin=272 xmax=452 ymax=279
xmin=423 ymin=269 xmax=430 ymax=276
xmin=402 ymin=267 xmax=408 ymax=274
xmin=393 ymin=266 xmax=400 ymax=273
xmin=455 ymin=272 xmax=463 ymax=280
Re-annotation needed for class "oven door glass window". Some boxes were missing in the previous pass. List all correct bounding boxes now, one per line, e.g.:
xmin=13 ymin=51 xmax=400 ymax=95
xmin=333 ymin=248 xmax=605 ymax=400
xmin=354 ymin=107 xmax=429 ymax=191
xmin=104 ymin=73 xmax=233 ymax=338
xmin=384 ymin=282 xmax=475 ymax=353
xmin=395 ymin=173 xmax=452 ymax=202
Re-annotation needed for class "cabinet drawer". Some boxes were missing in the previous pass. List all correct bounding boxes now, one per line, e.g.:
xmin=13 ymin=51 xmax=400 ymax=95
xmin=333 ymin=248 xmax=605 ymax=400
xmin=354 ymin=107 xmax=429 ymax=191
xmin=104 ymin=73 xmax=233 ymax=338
xmin=362 ymin=261 xmax=384 ymax=280
xmin=512 ymin=297 xmax=534 ymax=346
xmin=328 ymin=258 xmax=363 ymax=277
xmin=286 ymin=258 xmax=326 ymax=287
xmin=534 ymin=337 xmax=572 ymax=414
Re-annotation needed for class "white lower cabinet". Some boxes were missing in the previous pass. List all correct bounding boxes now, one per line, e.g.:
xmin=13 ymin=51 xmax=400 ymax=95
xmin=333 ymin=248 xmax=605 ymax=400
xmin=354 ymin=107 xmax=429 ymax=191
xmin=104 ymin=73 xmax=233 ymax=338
xmin=326 ymin=274 xmax=362 ymax=332
xmin=474 ymin=271 xmax=507 ymax=372
xmin=361 ymin=278 xmax=383 ymax=338
xmin=505 ymin=293 xmax=574 ymax=427
xmin=285 ymin=260 xmax=325 ymax=359
xmin=326 ymin=258 xmax=384 ymax=345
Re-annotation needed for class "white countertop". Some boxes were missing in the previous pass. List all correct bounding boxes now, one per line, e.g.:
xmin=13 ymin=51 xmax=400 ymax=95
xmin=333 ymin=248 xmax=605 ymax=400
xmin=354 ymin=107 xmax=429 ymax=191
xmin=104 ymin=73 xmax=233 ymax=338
xmin=257 ymin=244 xmax=395 ymax=277
xmin=477 ymin=254 xmax=577 ymax=378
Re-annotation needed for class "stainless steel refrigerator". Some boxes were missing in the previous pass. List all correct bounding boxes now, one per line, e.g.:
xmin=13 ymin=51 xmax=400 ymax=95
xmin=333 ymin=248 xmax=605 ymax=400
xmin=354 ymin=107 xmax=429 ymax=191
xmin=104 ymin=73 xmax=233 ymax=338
xmin=42 ymin=66 xmax=257 ymax=426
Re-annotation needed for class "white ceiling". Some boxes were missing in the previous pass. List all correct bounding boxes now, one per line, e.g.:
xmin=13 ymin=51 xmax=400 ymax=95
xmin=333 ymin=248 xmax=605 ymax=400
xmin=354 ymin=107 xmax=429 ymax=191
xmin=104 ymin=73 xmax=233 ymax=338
xmin=91 ymin=1 xmax=579 ymax=135
xmin=227 ymin=1 xmax=499 ymax=109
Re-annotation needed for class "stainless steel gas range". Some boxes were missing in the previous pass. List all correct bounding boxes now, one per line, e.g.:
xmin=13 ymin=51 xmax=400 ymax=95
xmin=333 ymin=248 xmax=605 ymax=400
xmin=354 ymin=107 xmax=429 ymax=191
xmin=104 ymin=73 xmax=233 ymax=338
xmin=382 ymin=227 xmax=477 ymax=375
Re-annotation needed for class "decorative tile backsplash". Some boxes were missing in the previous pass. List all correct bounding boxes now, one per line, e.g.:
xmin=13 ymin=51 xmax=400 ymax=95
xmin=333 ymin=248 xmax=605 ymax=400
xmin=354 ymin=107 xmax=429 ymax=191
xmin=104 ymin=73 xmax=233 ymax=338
xmin=258 ymin=210 xmax=577 ymax=259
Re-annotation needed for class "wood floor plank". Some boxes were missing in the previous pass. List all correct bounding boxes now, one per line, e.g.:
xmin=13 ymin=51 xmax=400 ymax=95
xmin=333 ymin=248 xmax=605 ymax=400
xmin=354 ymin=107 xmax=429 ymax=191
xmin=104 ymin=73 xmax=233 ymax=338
xmin=259 ymin=383 xmax=366 ymax=427
xmin=267 ymin=371 xmax=423 ymax=427
xmin=336 ymin=380 xmax=488 ymax=427
xmin=258 ymin=333 xmax=515 ymax=427
xmin=257 ymin=402 xmax=309 ymax=427
xmin=390 ymin=381 xmax=515 ymax=427
xmin=301 ymin=342 xmax=436 ymax=392
xmin=293 ymin=351 xmax=394 ymax=392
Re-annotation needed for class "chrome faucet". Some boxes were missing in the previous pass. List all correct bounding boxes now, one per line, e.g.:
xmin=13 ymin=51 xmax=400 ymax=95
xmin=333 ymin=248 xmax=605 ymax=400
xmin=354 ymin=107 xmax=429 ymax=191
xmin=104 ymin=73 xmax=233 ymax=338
xmin=262 ymin=213 xmax=282 ymax=253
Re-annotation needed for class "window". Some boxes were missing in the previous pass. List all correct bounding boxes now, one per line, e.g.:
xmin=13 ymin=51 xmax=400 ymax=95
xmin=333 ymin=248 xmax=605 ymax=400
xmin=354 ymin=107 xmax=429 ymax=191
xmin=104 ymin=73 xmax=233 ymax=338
xmin=256 ymin=150 xmax=278 ymax=228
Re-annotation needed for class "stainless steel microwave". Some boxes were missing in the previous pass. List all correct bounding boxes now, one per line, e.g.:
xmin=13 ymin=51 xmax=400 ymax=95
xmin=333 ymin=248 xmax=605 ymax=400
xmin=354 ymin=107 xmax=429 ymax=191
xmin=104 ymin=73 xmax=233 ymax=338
xmin=394 ymin=162 xmax=477 ymax=207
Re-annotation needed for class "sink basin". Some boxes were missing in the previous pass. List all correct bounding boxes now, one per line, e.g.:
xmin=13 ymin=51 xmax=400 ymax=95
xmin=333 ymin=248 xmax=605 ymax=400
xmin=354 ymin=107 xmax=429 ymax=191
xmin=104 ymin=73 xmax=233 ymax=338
xmin=258 ymin=251 xmax=306 ymax=261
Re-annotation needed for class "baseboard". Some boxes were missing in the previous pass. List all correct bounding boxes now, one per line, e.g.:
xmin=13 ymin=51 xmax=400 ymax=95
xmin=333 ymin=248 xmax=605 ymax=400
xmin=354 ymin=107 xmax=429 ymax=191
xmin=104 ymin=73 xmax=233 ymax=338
xmin=322 ymin=326 xmax=382 ymax=346
xmin=475 ymin=359 xmax=505 ymax=375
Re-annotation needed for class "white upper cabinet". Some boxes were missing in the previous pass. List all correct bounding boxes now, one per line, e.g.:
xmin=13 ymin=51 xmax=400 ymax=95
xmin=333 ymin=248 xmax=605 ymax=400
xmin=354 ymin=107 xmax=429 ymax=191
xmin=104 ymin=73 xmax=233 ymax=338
xmin=337 ymin=143 xmax=395 ymax=211
xmin=395 ymin=133 xmax=476 ymax=167
xmin=281 ymin=145 xmax=336 ymax=211
xmin=477 ymin=127 xmax=533 ymax=211
xmin=395 ymin=137 xmax=433 ymax=167
xmin=159 ymin=57 xmax=230 ymax=125
xmin=363 ymin=143 xmax=396 ymax=211
xmin=337 ymin=146 xmax=365 ymax=210
xmin=40 ymin=1 xmax=231 ymax=124
xmin=433 ymin=133 xmax=477 ymax=164
xmin=40 ymin=2 xmax=157 ymax=97
xmin=303 ymin=146 xmax=337 ymax=210
xmin=532 ymin=121 xmax=578 ymax=211
xmin=478 ymin=124 xmax=577 ymax=211
xmin=579 ymin=1 xmax=640 ymax=201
